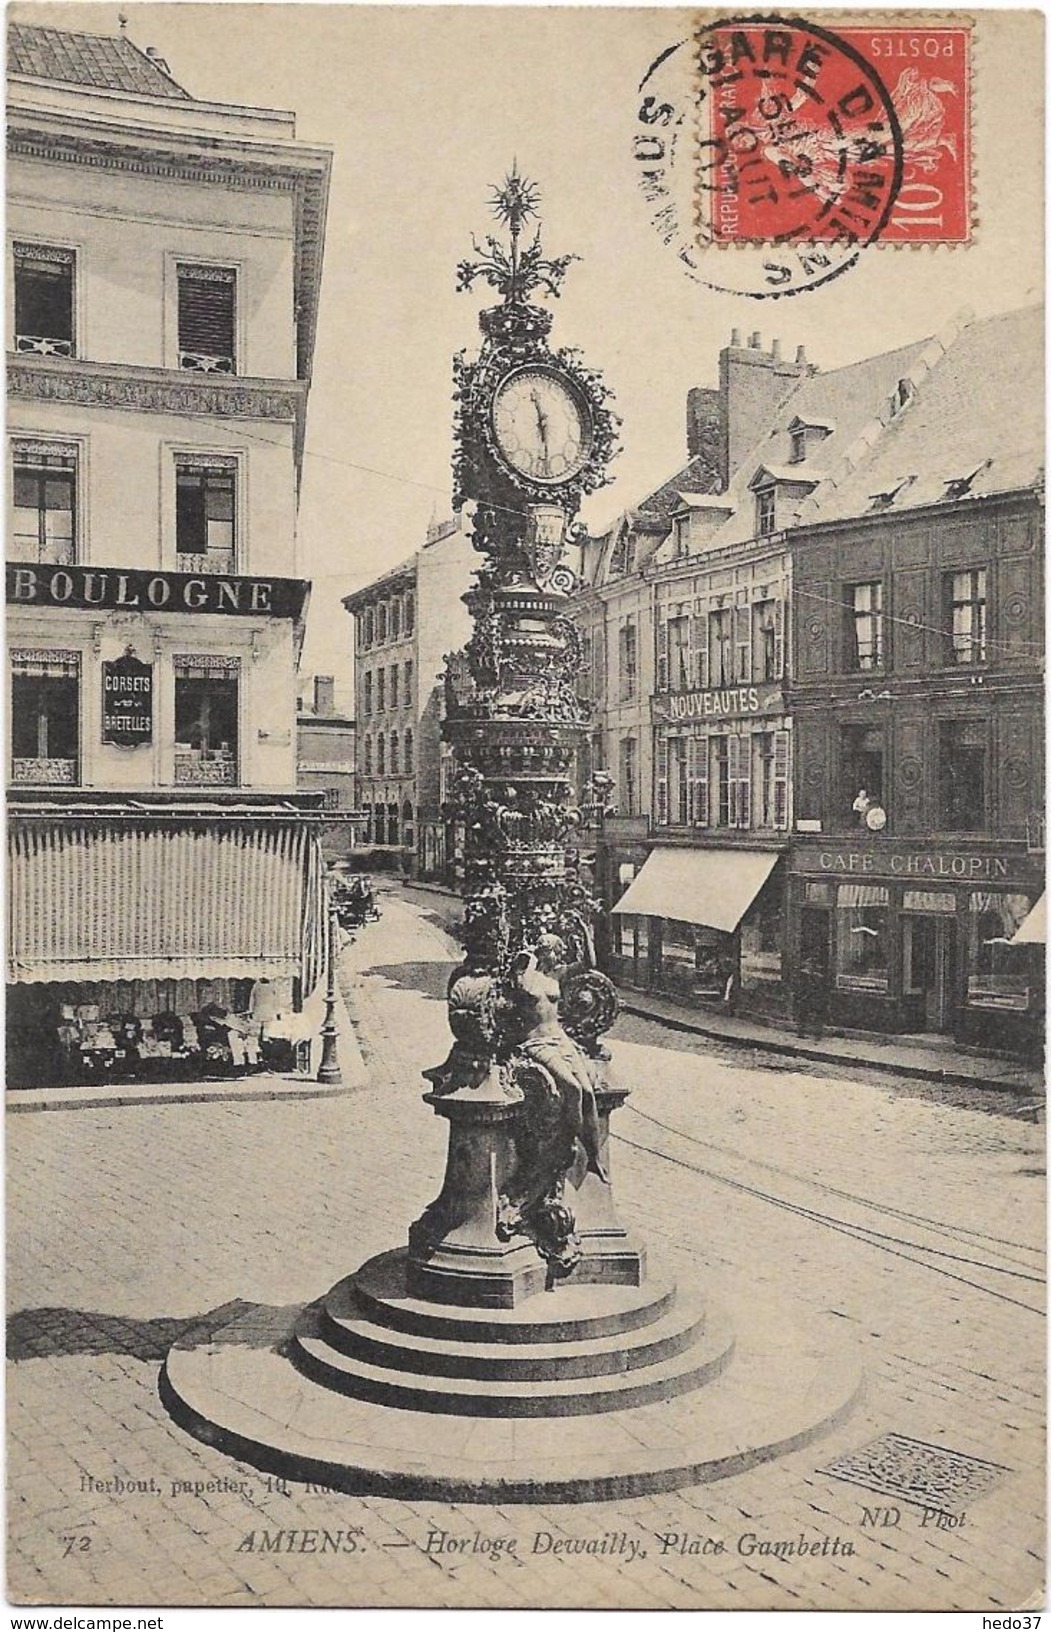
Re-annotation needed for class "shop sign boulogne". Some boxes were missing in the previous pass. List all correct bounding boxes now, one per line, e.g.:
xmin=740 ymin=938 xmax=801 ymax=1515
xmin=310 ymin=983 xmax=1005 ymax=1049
xmin=652 ymin=682 xmax=784 ymax=724
xmin=7 ymin=563 xmax=308 ymax=620
xmin=102 ymin=650 xmax=153 ymax=747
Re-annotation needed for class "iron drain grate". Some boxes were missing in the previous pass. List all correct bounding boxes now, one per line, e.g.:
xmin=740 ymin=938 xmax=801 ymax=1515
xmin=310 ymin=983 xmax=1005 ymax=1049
xmin=820 ymin=1432 xmax=1012 ymax=1515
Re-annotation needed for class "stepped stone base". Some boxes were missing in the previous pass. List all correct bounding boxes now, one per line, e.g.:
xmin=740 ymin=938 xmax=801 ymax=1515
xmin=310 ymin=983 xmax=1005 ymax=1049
xmin=161 ymin=1250 xmax=861 ymax=1502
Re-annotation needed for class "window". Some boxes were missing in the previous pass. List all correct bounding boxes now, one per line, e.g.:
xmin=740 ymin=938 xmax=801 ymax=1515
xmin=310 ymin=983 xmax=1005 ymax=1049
xmin=405 ymin=593 xmax=415 ymax=634
xmin=175 ymin=462 xmax=235 ymax=567
xmin=404 ymin=730 xmax=414 ymax=774
xmin=751 ymin=730 xmax=790 ymax=830
xmin=619 ymin=736 xmax=637 ymax=817
xmin=756 ymin=486 xmax=776 ymax=537
xmin=174 ymin=657 xmax=238 ymax=784
xmin=390 ymin=732 xmax=399 ymax=774
xmin=655 ymin=734 xmax=668 ymax=826
xmin=404 ymin=660 xmax=413 ymax=706
xmin=619 ymin=619 xmax=638 ymax=702
xmin=363 ymin=608 xmax=374 ymax=648
xmin=752 ymin=600 xmax=781 ymax=682
xmin=709 ymin=608 xmax=734 ymax=687
xmin=377 ymin=733 xmax=386 ymax=776
xmin=11 ymin=650 xmax=79 ymax=783
xmin=389 ymin=665 xmax=399 ymax=710
xmin=841 ymin=724 xmax=884 ymax=823
xmin=789 ymin=429 xmax=806 ymax=464
xmin=391 ymin=599 xmax=401 ymax=638
xmin=946 ymin=568 xmax=987 ymax=665
xmin=939 ymin=719 xmax=986 ymax=832
xmin=690 ymin=734 xmax=709 ymax=826
xmin=12 ymin=445 xmax=76 ymax=563
xmin=711 ymin=735 xmax=730 ymax=827
xmin=364 ymin=672 xmax=373 ymax=716
xmin=14 ymin=243 xmax=74 ymax=356
xmin=673 ymin=737 xmax=689 ymax=825
xmin=668 ymin=614 xmax=690 ymax=690
xmin=377 ymin=669 xmax=386 ymax=713
xmin=387 ymin=802 xmax=400 ymax=846
xmin=363 ymin=735 xmax=372 ymax=775
xmin=966 ymin=893 xmax=1032 ymax=1011
xmin=835 ymin=883 xmax=890 ymax=991
xmin=847 ymin=581 xmax=884 ymax=670
xmin=378 ymin=603 xmax=388 ymax=642
xmin=402 ymin=800 xmax=415 ymax=848
xmin=177 ymin=264 xmax=235 ymax=373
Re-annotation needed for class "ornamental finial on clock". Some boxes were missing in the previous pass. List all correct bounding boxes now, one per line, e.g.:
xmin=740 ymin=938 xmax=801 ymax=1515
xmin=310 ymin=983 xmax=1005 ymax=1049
xmin=456 ymin=165 xmax=578 ymax=307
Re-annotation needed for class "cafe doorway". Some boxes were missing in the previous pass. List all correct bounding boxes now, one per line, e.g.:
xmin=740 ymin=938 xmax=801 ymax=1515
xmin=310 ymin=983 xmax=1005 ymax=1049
xmin=902 ymin=900 xmax=957 ymax=1033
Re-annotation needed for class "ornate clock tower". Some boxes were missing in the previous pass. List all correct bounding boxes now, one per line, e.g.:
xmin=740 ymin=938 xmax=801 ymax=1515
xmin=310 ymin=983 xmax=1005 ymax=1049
xmin=401 ymin=172 xmax=641 ymax=1298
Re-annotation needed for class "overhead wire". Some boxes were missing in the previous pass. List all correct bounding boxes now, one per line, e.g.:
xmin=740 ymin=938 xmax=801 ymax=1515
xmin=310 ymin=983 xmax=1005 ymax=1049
xmin=628 ymin=1101 xmax=1045 ymax=1263
xmin=613 ymin=1126 xmax=1047 ymax=1316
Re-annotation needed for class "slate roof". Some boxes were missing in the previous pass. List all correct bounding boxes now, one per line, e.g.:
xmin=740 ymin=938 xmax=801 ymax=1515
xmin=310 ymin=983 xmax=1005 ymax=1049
xmin=8 ymin=22 xmax=190 ymax=99
xmin=636 ymin=452 xmax=723 ymax=519
xmin=800 ymin=303 xmax=1044 ymax=524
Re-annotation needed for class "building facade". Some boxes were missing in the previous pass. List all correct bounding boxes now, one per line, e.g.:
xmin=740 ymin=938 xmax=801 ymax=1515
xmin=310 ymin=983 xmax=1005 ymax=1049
xmin=344 ymin=514 xmax=474 ymax=878
xmin=296 ymin=675 xmax=357 ymax=862
xmin=6 ymin=23 xmax=332 ymax=1084
xmin=788 ymin=304 xmax=1044 ymax=1056
xmin=577 ymin=310 xmax=1043 ymax=1054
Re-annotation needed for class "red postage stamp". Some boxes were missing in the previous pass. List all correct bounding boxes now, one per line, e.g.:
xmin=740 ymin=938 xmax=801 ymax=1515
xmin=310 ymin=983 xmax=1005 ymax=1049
xmin=693 ymin=16 xmax=972 ymax=250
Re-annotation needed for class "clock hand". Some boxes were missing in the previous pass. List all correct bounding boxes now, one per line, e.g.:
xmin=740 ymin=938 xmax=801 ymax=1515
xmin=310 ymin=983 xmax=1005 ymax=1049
xmin=530 ymin=389 xmax=550 ymax=462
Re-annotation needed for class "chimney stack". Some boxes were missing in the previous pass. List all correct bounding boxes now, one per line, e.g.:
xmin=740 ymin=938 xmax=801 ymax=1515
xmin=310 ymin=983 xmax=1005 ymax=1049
xmin=730 ymin=327 xmax=742 ymax=347
xmin=314 ymin=675 xmax=336 ymax=716
xmin=771 ymin=338 xmax=783 ymax=363
xmin=796 ymin=345 xmax=808 ymax=366
xmin=749 ymin=331 xmax=762 ymax=349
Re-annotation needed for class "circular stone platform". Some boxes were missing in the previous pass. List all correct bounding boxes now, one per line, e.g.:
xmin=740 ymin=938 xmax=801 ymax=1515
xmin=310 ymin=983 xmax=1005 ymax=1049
xmin=161 ymin=1250 xmax=862 ymax=1502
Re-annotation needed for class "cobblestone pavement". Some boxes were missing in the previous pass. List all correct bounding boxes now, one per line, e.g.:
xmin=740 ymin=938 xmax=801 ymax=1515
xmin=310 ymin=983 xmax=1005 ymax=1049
xmin=7 ymin=886 xmax=1045 ymax=1612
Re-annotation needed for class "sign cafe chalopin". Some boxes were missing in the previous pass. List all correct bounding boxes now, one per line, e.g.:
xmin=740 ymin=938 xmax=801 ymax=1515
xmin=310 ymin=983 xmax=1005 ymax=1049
xmin=652 ymin=682 xmax=783 ymax=723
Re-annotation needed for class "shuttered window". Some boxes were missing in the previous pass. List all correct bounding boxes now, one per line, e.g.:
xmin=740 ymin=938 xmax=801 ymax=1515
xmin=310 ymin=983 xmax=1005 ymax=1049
xmin=690 ymin=734 xmax=709 ymax=827
xmin=177 ymin=265 xmax=236 ymax=373
xmin=773 ymin=729 xmax=790 ymax=830
xmin=655 ymin=734 xmax=668 ymax=826
xmin=691 ymin=604 xmax=709 ymax=689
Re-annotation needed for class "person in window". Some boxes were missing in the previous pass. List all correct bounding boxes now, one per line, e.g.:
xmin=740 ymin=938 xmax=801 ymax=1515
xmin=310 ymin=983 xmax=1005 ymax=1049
xmin=852 ymin=788 xmax=872 ymax=826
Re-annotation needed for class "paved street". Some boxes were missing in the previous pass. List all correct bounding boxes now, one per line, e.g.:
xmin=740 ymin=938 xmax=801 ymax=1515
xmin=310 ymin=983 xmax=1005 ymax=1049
xmin=7 ymin=884 xmax=1045 ymax=1611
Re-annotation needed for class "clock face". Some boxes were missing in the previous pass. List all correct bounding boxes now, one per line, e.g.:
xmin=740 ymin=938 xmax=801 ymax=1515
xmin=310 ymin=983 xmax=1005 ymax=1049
xmin=491 ymin=367 xmax=591 ymax=485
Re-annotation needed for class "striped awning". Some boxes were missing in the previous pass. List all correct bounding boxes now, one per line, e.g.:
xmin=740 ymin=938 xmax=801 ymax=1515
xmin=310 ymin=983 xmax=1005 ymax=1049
xmin=8 ymin=818 xmax=325 ymax=986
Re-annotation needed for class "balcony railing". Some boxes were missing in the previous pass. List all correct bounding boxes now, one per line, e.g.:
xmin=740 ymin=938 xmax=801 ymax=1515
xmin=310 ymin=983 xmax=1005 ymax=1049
xmin=178 ymin=351 xmax=234 ymax=374
xmin=174 ymin=749 xmax=237 ymax=786
xmin=15 ymin=334 xmax=74 ymax=358
xmin=11 ymin=756 xmax=76 ymax=785
xmin=175 ymin=549 xmax=235 ymax=576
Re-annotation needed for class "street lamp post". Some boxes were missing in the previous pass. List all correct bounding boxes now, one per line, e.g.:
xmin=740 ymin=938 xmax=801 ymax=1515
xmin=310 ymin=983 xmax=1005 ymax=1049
xmin=316 ymin=891 xmax=342 ymax=1086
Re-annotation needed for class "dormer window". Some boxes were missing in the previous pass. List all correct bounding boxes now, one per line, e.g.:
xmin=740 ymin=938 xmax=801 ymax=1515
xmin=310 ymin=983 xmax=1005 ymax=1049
xmin=756 ymin=486 xmax=777 ymax=537
xmin=786 ymin=416 xmax=833 ymax=464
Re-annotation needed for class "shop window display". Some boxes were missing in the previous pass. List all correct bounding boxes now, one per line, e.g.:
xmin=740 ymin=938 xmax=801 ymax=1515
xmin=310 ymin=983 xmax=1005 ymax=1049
xmin=966 ymin=893 xmax=1032 ymax=1011
xmin=835 ymin=883 xmax=890 ymax=991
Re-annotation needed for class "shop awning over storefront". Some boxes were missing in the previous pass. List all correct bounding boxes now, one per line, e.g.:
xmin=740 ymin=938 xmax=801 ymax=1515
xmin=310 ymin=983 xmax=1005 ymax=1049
xmin=1010 ymin=893 xmax=1046 ymax=945
xmin=8 ymin=815 xmax=325 ymax=987
xmin=612 ymin=846 xmax=781 ymax=934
